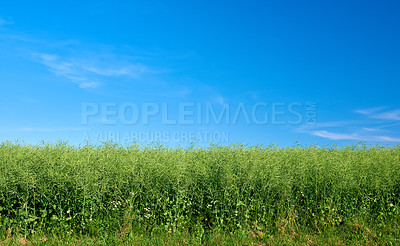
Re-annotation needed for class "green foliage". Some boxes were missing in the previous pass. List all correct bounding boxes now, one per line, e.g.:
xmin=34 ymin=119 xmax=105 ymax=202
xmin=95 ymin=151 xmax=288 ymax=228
xmin=0 ymin=141 xmax=399 ymax=244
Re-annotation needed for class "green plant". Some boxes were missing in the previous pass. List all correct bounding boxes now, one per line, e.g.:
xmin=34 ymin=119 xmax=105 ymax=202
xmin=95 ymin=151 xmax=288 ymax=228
xmin=0 ymin=141 xmax=399 ymax=244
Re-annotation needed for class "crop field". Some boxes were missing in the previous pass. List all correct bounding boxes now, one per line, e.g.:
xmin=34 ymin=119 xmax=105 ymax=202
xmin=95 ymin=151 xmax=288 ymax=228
xmin=0 ymin=141 xmax=399 ymax=245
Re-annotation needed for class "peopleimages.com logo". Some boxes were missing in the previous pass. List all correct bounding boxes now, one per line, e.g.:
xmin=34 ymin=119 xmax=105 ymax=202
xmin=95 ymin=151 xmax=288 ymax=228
xmin=82 ymin=102 xmax=317 ymax=126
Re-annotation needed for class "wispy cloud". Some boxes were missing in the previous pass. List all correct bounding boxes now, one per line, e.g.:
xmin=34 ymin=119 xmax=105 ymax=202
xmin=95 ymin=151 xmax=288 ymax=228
xmin=82 ymin=64 xmax=147 ymax=77
xmin=375 ymin=136 xmax=400 ymax=142
xmin=0 ymin=17 xmax=13 ymax=26
xmin=297 ymin=120 xmax=371 ymax=132
xmin=355 ymin=107 xmax=400 ymax=121
xmin=33 ymin=53 xmax=150 ymax=89
xmin=360 ymin=123 xmax=400 ymax=132
xmin=19 ymin=96 xmax=38 ymax=104
xmin=298 ymin=109 xmax=400 ymax=143
xmin=0 ymin=24 xmax=157 ymax=90
xmin=310 ymin=130 xmax=361 ymax=141
xmin=371 ymin=110 xmax=400 ymax=121
xmin=354 ymin=107 xmax=386 ymax=116
xmin=33 ymin=53 xmax=101 ymax=88
xmin=362 ymin=127 xmax=379 ymax=132
xmin=309 ymin=129 xmax=400 ymax=142
xmin=0 ymin=21 xmax=222 ymax=101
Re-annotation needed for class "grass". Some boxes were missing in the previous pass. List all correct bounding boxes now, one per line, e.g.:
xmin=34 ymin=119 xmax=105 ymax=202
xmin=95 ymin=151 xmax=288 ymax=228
xmin=0 ymin=141 xmax=399 ymax=245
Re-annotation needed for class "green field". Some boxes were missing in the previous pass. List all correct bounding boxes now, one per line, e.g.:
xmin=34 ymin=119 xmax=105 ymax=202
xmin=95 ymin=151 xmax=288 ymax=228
xmin=0 ymin=141 xmax=399 ymax=245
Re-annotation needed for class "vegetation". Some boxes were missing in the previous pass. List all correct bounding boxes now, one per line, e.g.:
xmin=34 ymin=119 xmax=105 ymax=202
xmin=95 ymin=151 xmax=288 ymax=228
xmin=0 ymin=141 xmax=399 ymax=245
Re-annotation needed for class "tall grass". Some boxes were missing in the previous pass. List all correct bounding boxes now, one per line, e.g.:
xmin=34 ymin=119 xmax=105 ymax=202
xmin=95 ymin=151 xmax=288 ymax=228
xmin=0 ymin=141 xmax=399 ymax=244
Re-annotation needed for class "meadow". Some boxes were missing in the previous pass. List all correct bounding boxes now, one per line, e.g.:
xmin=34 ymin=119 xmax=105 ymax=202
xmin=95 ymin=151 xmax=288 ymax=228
xmin=0 ymin=141 xmax=399 ymax=245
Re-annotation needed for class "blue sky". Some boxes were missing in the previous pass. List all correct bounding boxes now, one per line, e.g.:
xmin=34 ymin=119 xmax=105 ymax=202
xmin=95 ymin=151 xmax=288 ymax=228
xmin=1 ymin=0 xmax=399 ymax=147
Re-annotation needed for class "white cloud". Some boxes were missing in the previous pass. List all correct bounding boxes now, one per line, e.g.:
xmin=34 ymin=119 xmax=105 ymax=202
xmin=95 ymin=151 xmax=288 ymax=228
xmin=362 ymin=127 xmax=378 ymax=132
xmin=310 ymin=130 xmax=400 ymax=142
xmin=19 ymin=96 xmax=38 ymax=104
xmin=371 ymin=110 xmax=400 ymax=121
xmin=0 ymin=17 xmax=13 ymax=26
xmin=83 ymin=64 xmax=147 ymax=77
xmin=297 ymin=120 xmax=368 ymax=132
xmin=34 ymin=53 xmax=99 ymax=88
xmin=375 ymin=136 xmax=400 ymax=142
xmin=310 ymin=130 xmax=361 ymax=141
xmin=175 ymin=87 xmax=191 ymax=97
xmin=355 ymin=106 xmax=386 ymax=116
xmin=34 ymin=53 xmax=150 ymax=89
xmin=298 ymin=111 xmax=400 ymax=143
xmin=79 ymin=82 xmax=102 ymax=89
xmin=355 ymin=107 xmax=400 ymax=121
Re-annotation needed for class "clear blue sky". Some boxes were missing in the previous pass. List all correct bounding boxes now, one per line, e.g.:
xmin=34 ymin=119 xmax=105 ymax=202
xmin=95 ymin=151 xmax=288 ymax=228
xmin=1 ymin=0 xmax=399 ymax=147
